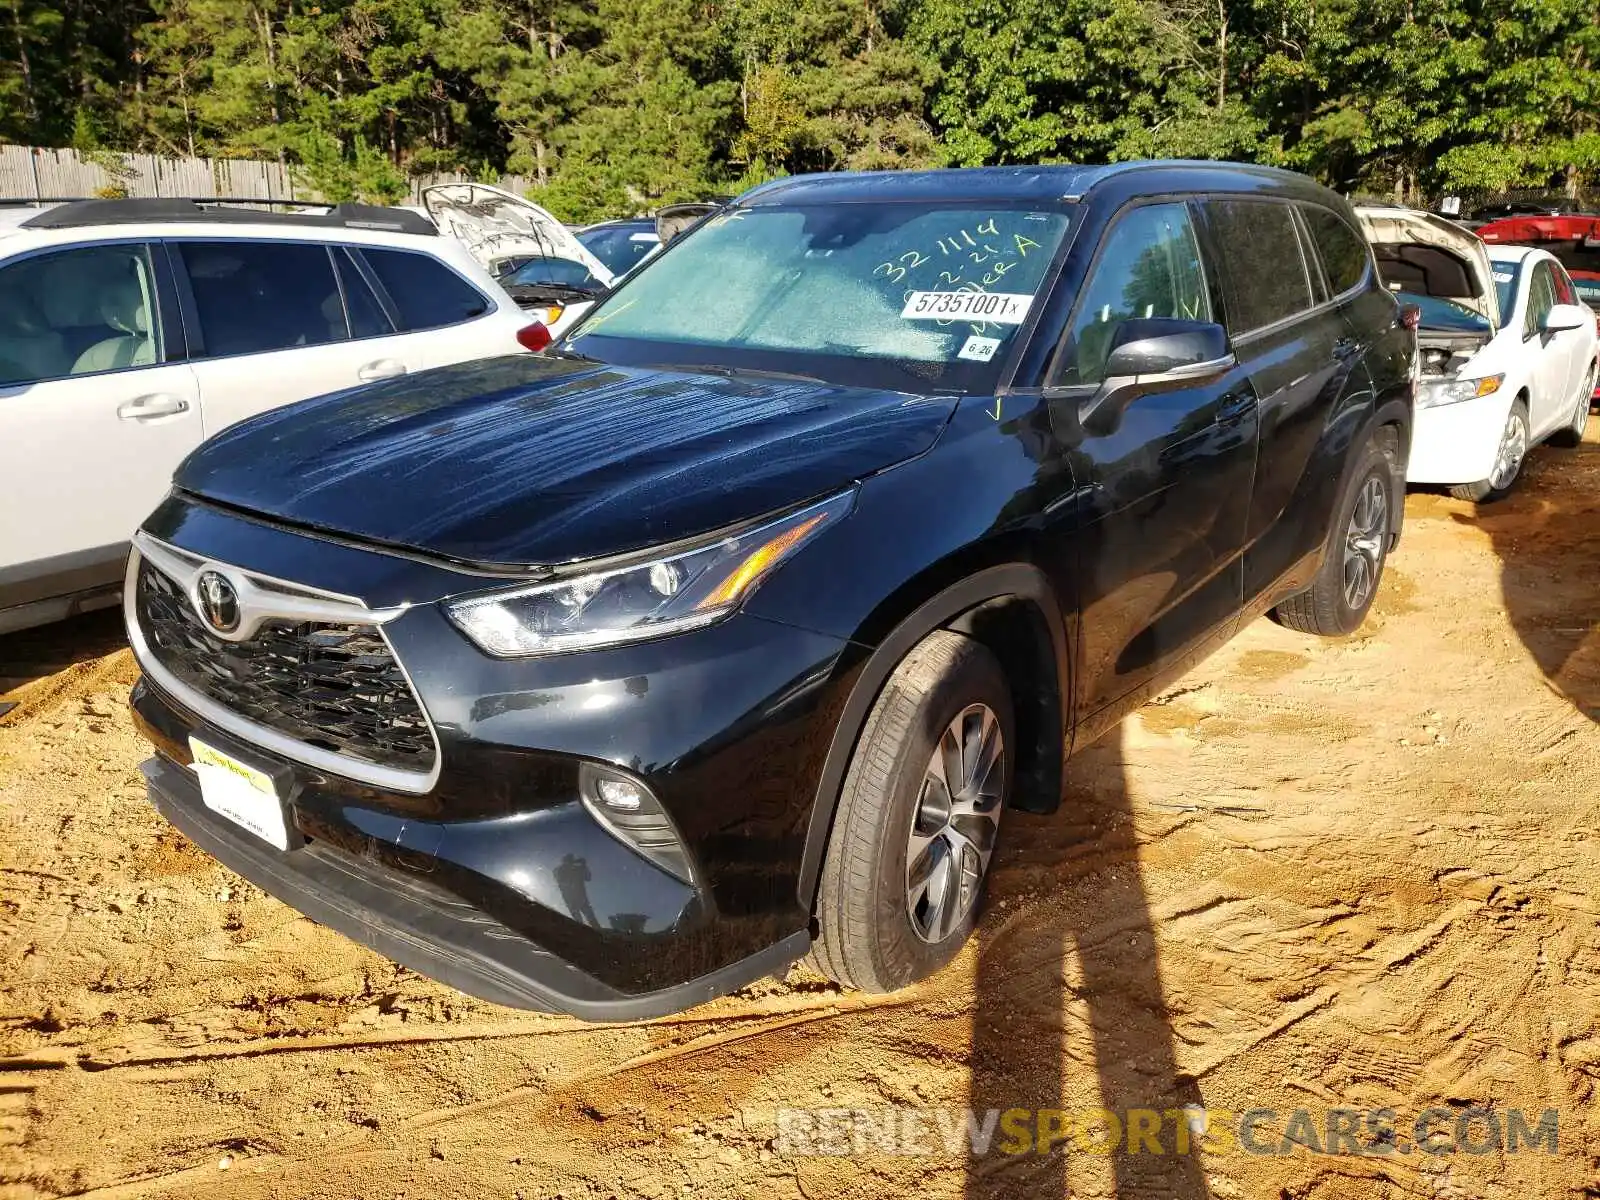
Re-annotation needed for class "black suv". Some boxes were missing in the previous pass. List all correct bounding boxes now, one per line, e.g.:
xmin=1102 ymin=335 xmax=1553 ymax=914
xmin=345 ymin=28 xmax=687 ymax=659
xmin=127 ymin=162 xmax=1414 ymax=1019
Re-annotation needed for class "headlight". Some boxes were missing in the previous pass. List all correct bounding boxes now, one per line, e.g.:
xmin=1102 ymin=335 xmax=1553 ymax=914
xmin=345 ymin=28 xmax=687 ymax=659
xmin=447 ymin=489 xmax=854 ymax=657
xmin=1418 ymin=374 xmax=1503 ymax=409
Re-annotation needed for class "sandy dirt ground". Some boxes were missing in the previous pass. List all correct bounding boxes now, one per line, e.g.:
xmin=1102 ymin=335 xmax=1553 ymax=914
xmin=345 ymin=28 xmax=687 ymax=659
xmin=3 ymin=420 xmax=1598 ymax=1200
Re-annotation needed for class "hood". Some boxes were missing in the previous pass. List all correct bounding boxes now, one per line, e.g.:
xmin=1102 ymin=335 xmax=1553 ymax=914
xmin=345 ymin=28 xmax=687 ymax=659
xmin=1355 ymin=205 xmax=1499 ymax=328
xmin=420 ymin=183 xmax=614 ymax=285
xmin=174 ymin=356 xmax=955 ymax=568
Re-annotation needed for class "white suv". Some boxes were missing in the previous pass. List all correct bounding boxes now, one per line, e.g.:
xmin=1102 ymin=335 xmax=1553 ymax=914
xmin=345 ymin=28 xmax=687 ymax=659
xmin=0 ymin=198 xmax=537 ymax=634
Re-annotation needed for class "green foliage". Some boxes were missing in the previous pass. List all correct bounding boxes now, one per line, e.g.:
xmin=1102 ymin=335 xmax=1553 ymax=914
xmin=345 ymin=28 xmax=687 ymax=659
xmin=2 ymin=0 xmax=1599 ymax=215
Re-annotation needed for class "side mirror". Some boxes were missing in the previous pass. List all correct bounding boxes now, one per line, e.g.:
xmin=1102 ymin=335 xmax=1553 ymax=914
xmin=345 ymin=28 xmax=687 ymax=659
xmin=1101 ymin=319 xmax=1233 ymax=378
xmin=1542 ymin=303 xmax=1591 ymax=334
xmin=1061 ymin=318 xmax=1234 ymax=436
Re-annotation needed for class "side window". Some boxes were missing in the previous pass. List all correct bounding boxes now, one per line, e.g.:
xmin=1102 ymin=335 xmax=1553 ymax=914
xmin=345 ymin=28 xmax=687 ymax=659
xmin=361 ymin=249 xmax=490 ymax=331
xmin=1524 ymin=262 xmax=1557 ymax=337
xmin=336 ymin=249 xmax=394 ymax=340
xmin=0 ymin=243 xmax=163 ymax=386
xmin=1300 ymin=204 xmax=1369 ymax=296
xmin=1056 ymin=202 xmax=1211 ymax=387
xmin=178 ymin=241 xmax=344 ymax=358
xmin=1204 ymin=200 xmax=1315 ymax=335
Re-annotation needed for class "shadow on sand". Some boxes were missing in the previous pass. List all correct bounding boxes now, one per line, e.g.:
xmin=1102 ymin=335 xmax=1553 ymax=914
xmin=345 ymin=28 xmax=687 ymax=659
xmin=1468 ymin=422 xmax=1600 ymax=728
xmin=968 ymin=724 xmax=1210 ymax=1199
xmin=0 ymin=608 xmax=128 ymax=722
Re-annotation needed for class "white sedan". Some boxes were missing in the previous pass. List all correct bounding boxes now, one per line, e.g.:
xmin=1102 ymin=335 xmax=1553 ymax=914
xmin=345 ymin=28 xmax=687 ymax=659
xmin=1357 ymin=206 xmax=1597 ymax=501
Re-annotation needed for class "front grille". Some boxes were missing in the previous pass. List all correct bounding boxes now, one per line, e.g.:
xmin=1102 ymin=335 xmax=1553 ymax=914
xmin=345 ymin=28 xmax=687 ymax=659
xmin=135 ymin=560 xmax=435 ymax=774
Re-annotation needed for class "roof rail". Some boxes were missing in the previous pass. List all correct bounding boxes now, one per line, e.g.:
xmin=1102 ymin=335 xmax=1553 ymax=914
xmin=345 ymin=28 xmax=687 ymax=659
xmin=0 ymin=195 xmax=335 ymax=208
xmin=18 ymin=197 xmax=436 ymax=236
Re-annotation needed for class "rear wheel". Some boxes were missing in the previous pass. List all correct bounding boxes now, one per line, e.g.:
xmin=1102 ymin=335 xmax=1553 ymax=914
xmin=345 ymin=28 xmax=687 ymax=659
xmin=1549 ymin=361 xmax=1595 ymax=448
xmin=1450 ymin=398 xmax=1529 ymax=503
xmin=808 ymin=630 xmax=1012 ymax=993
xmin=1273 ymin=430 xmax=1397 ymax=637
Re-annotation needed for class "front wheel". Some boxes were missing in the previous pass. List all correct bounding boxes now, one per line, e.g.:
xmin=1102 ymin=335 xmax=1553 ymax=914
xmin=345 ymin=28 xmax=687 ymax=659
xmin=1273 ymin=430 xmax=1397 ymax=637
xmin=1450 ymin=398 xmax=1529 ymax=503
xmin=808 ymin=630 xmax=1013 ymax=993
xmin=1549 ymin=361 xmax=1595 ymax=449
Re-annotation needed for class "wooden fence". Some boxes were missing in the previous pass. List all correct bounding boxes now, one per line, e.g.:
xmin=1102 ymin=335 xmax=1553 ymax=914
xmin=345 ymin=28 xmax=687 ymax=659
xmin=0 ymin=144 xmax=537 ymax=205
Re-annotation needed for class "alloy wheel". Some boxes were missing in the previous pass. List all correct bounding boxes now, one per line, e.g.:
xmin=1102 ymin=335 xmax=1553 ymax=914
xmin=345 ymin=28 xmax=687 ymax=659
xmin=1574 ymin=366 xmax=1596 ymax=435
xmin=1342 ymin=474 xmax=1388 ymax=611
xmin=1490 ymin=410 xmax=1529 ymax=491
xmin=904 ymin=703 xmax=1005 ymax=943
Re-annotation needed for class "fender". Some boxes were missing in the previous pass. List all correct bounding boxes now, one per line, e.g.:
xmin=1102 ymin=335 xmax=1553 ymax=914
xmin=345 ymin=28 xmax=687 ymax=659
xmin=795 ymin=563 xmax=1073 ymax=908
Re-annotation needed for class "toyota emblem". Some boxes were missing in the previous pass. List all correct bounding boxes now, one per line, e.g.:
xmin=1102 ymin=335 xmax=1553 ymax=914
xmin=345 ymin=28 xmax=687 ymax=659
xmin=195 ymin=570 xmax=241 ymax=634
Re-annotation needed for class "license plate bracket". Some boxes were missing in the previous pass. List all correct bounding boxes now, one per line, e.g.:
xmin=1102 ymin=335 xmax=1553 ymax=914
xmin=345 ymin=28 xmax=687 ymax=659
xmin=188 ymin=734 xmax=302 ymax=851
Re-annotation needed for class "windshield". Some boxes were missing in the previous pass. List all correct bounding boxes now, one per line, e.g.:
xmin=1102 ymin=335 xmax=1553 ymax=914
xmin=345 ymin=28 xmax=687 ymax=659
xmin=1399 ymin=290 xmax=1493 ymax=334
xmin=504 ymin=255 xmax=606 ymax=293
xmin=579 ymin=223 xmax=659 ymax=276
xmin=1492 ymin=263 xmax=1520 ymax=328
xmin=566 ymin=203 xmax=1072 ymax=389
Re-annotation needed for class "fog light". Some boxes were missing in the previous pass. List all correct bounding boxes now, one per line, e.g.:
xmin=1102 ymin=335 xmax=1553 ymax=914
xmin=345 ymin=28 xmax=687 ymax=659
xmin=579 ymin=763 xmax=694 ymax=883
xmin=596 ymin=777 xmax=644 ymax=812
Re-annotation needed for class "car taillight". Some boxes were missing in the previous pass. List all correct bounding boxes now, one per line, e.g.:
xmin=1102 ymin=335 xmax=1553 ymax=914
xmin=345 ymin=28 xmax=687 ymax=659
xmin=516 ymin=322 xmax=552 ymax=353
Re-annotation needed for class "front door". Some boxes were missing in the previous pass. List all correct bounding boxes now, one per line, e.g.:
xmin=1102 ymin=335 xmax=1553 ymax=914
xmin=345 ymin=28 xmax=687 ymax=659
xmin=1520 ymin=259 xmax=1572 ymax=436
xmin=1049 ymin=200 xmax=1260 ymax=735
xmin=0 ymin=241 xmax=203 ymax=602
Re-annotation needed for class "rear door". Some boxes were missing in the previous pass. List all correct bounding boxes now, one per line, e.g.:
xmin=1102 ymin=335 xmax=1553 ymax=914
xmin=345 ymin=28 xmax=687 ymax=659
xmin=0 ymin=240 xmax=202 ymax=599
xmin=171 ymin=238 xmax=419 ymax=436
xmin=1547 ymin=260 xmax=1594 ymax=412
xmin=1203 ymin=198 xmax=1374 ymax=608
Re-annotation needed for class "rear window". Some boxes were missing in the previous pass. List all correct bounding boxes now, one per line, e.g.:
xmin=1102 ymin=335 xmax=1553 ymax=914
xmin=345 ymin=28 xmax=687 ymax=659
xmin=1300 ymin=205 xmax=1369 ymax=295
xmin=179 ymin=241 xmax=343 ymax=358
xmin=1204 ymin=200 xmax=1315 ymax=334
xmin=362 ymin=249 xmax=490 ymax=331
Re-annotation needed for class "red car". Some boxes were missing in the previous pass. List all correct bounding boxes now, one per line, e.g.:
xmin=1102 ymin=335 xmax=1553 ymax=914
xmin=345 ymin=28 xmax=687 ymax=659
xmin=1477 ymin=214 xmax=1600 ymax=399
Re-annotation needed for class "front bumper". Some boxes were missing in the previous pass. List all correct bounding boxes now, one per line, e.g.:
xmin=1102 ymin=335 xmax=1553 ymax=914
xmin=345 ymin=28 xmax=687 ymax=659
xmin=1404 ymin=389 xmax=1515 ymax=485
xmin=139 ymin=732 xmax=809 ymax=1019
xmin=123 ymin=493 xmax=865 ymax=1016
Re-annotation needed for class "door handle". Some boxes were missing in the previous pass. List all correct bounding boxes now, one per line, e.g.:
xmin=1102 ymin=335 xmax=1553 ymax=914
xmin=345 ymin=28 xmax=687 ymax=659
xmin=116 ymin=393 xmax=190 ymax=421
xmin=358 ymin=359 xmax=408 ymax=382
xmin=1216 ymin=391 xmax=1255 ymax=426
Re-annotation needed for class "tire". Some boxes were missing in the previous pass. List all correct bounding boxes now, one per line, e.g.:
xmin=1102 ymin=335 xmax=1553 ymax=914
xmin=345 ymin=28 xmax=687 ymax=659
xmin=1273 ymin=429 xmax=1398 ymax=637
xmin=1548 ymin=361 xmax=1595 ymax=449
xmin=1449 ymin=397 xmax=1530 ymax=503
xmin=808 ymin=630 xmax=1014 ymax=993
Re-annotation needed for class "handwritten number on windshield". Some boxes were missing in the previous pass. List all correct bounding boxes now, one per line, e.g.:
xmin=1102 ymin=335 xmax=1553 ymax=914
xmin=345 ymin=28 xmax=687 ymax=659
xmin=875 ymin=218 xmax=1046 ymax=339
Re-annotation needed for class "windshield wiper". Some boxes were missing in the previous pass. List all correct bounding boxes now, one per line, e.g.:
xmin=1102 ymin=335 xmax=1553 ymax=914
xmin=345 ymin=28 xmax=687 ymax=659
xmin=506 ymin=281 xmax=602 ymax=303
xmin=656 ymin=362 xmax=825 ymax=385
